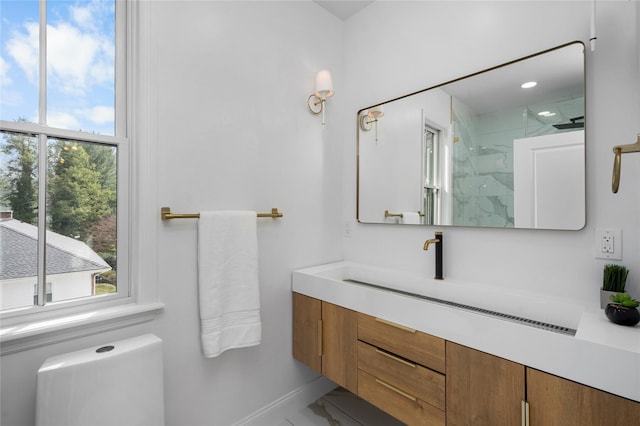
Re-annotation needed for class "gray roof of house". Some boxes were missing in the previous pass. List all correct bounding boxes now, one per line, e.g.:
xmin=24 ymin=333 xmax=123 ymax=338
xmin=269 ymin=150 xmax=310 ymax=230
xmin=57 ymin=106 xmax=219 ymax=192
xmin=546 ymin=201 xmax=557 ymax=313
xmin=0 ymin=219 xmax=111 ymax=280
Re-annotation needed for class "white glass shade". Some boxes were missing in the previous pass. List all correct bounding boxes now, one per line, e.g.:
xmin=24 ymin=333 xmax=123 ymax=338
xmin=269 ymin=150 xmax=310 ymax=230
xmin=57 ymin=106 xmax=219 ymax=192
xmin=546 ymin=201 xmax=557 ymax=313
xmin=315 ymin=70 xmax=334 ymax=99
xmin=369 ymin=105 xmax=384 ymax=119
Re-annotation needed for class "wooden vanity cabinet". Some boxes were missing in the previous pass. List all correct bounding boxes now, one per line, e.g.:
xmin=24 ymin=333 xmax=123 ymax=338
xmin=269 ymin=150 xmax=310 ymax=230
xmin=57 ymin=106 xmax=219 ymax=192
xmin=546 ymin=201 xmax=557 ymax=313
xmin=447 ymin=342 xmax=640 ymax=426
xmin=292 ymin=292 xmax=321 ymax=372
xmin=357 ymin=313 xmax=446 ymax=426
xmin=292 ymin=292 xmax=358 ymax=393
xmin=527 ymin=368 xmax=640 ymax=425
xmin=293 ymin=294 xmax=640 ymax=425
xmin=446 ymin=341 xmax=525 ymax=426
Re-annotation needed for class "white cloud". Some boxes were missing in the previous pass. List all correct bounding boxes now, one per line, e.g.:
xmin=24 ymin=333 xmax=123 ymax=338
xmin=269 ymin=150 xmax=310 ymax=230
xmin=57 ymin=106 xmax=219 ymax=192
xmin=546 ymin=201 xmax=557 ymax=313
xmin=79 ymin=105 xmax=114 ymax=125
xmin=48 ymin=27 xmax=113 ymax=94
xmin=70 ymin=0 xmax=113 ymax=32
xmin=5 ymin=4 xmax=114 ymax=96
xmin=6 ymin=22 xmax=39 ymax=85
xmin=0 ymin=56 xmax=11 ymax=85
xmin=0 ymin=89 xmax=25 ymax=109
xmin=70 ymin=5 xmax=94 ymax=30
xmin=47 ymin=22 xmax=102 ymax=95
xmin=47 ymin=110 xmax=81 ymax=131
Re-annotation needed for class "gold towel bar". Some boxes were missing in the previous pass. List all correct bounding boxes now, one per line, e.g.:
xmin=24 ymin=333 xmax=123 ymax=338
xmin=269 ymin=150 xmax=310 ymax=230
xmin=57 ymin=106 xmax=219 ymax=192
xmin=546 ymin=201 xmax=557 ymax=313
xmin=384 ymin=210 xmax=424 ymax=218
xmin=161 ymin=207 xmax=283 ymax=220
xmin=612 ymin=133 xmax=640 ymax=193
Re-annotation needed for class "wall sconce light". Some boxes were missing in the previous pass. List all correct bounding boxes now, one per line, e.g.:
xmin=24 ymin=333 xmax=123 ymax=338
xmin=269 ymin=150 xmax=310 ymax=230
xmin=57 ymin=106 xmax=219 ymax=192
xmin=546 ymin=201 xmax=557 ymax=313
xmin=360 ymin=105 xmax=384 ymax=142
xmin=307 ymin=70 xmax=334 ymax=126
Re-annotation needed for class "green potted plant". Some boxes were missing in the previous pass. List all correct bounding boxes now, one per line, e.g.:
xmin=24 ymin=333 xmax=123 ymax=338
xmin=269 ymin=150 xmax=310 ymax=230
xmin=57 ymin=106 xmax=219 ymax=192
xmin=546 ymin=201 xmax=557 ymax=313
xmin=605 ymin=293 xmax=640 ymax=326
xmin=600 ymin=264 xmax=629 ymax=309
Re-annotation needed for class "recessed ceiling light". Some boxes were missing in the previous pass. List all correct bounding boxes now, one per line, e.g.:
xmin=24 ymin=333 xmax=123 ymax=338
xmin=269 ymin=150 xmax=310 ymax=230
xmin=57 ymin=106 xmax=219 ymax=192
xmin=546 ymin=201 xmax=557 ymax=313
xmin=538 ymin=111 xmax=556 ymax=117
xmin=521 ymin=81 xmax=537 ymax=89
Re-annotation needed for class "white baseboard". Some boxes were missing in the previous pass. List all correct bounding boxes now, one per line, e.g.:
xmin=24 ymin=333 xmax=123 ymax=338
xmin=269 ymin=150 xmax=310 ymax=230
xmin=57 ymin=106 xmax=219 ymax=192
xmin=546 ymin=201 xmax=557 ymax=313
xmin=234 ymin=376 xmax=337 ymax=426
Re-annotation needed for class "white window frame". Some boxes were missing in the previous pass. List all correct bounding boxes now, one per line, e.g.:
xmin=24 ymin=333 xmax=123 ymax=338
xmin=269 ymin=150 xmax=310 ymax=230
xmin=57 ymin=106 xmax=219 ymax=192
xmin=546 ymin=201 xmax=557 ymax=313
xmin=0 ymin=0 xmax=162 ymax=355
xmin=33 ymin=283 xmax=52 ymax=305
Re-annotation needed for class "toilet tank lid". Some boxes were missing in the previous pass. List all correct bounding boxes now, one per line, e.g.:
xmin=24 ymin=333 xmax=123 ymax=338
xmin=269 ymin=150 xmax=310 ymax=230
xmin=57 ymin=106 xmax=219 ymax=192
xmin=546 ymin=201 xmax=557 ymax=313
xmin=38 ymin=334 xmax=162 ymax=373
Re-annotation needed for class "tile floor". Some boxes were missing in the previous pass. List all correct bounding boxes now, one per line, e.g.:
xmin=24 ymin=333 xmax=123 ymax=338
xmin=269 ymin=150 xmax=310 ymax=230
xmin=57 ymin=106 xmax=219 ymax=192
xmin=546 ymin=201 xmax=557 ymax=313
xmin=279 ymin=387 xmax=404 ymax=426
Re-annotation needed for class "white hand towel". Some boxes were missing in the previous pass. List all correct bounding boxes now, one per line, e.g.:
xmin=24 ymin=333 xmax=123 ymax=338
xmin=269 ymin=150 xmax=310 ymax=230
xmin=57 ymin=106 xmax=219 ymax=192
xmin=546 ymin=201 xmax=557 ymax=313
xmin=401 ymin=212 xmax=421 ymax=224
xmin=198 ymin=211 xmax=262 ymax=358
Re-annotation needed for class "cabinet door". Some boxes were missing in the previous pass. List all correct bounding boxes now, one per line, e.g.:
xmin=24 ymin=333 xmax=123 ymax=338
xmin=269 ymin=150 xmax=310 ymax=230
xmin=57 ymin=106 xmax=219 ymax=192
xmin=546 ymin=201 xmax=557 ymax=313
xmin=527 ymin=368 xmax=640 ymax=426
xmin=292 ymin=292 xmax=321 ymax=373
xmin=322 ymin=301 xmax=358 ymax=393
xmin=446 ymin=342 xmax=525 ymax=426
xmin=292 ymin=293 xmax=358 ymax=393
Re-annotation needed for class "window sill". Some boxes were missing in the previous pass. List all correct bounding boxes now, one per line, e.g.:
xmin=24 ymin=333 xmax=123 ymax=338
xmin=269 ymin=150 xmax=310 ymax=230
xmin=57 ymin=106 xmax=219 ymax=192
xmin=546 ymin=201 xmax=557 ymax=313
xmin=0 ymin=302 xmax=164 ymax=356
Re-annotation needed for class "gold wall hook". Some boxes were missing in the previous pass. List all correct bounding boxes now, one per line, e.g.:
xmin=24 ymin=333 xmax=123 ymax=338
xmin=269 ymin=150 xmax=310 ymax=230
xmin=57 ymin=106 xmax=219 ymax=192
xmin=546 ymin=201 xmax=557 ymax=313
xmin=612 ymin=147 xmax=622 ymax=193
xmin=612 ymin=134 xmax=640 ymax=193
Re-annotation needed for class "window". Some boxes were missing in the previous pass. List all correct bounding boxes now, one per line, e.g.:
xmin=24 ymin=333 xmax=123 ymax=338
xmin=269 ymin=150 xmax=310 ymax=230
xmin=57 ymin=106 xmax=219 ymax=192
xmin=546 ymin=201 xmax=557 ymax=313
xmin=0 ymin=0 xmax=128 ymax=315
xmin=422 ymin=124 xmax=441 ymax=225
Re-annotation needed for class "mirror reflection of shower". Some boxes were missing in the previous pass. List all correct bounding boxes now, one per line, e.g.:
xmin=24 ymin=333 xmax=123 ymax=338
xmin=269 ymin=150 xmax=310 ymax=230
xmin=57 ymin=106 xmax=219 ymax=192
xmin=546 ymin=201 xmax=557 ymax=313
xmin=422 ymin=122 xmax=440 ymax=225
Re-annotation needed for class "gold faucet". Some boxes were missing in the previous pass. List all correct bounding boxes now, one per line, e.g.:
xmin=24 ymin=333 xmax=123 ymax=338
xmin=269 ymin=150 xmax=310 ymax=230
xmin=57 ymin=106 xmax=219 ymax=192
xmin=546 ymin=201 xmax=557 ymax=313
xmin=423 ymin=237 xmax=440 ymax=250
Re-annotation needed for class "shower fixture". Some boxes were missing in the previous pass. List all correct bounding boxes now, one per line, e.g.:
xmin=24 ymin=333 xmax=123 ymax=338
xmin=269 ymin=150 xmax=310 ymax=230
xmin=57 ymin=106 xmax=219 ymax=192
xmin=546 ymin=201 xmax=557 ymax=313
xmin=552 ymin=116 xmax=584 ymax=130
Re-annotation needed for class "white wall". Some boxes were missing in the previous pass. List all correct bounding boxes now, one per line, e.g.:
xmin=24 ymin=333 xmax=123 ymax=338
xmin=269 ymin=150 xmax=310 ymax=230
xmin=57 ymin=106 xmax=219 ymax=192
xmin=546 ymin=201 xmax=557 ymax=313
xmin=359 ymin=88 xmax=450 ymax=223
xmin=0 ymin=272 xmax=97 ymax=310
xmin=152 ymin=2 xmax=344 ymax=424
xmin=344 ymin=1 xmax=640 ymax=303
xmin=0 ymin=2 xmax=344 ymax=426
xmin=0 ymin=278 xmax=36 ymax=310
xmin=51 ymin=271 xmax=105 ymax=303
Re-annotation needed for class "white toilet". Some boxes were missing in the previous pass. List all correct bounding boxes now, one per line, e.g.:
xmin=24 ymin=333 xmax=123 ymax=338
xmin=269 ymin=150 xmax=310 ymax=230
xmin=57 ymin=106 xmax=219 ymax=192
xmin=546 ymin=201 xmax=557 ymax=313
xmin=36 ymin=334 xmax=165 ymax=426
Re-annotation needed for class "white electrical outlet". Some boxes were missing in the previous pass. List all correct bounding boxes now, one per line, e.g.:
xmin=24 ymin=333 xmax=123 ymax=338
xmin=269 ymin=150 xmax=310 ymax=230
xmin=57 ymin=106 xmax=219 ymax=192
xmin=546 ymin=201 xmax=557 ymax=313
xmin=595 ymin=228 xmax=622 ymax=260
xmin=344 ymin=221 xmax=353 ymax=238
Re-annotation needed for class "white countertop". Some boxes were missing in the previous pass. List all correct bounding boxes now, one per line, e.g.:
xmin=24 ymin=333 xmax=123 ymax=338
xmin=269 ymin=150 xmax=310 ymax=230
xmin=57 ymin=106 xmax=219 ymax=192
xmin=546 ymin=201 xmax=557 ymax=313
xmin=292 ymin=261 xmax=640 ymax=402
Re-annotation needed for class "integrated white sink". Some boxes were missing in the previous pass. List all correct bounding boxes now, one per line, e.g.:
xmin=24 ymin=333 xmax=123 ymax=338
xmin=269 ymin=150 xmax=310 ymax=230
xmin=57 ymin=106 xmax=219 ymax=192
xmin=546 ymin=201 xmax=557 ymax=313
xmin=292 ymin=261 xmax=584 ymax=332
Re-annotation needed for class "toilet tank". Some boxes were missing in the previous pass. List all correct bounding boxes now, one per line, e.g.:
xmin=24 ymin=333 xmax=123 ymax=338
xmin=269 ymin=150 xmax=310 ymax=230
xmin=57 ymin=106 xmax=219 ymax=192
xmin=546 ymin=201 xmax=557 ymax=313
xmin=36 ymin=334 xmax=164 ymax=426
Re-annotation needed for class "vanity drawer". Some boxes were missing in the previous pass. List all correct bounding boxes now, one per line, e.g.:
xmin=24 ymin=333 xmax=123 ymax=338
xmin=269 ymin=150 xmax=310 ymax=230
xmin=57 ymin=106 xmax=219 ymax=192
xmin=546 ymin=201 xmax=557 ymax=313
xmin=358 ymin=369 xmax=445 ymax=426
xmin=357 ymin=313 xmax=445 ymax=374
xmin=358 ymin=341 xmax=445 ymax=410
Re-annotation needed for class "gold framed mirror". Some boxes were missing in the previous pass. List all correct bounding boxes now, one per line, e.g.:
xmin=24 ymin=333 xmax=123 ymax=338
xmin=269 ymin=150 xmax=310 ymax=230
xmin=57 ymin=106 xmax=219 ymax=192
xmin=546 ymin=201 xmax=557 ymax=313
xmin=357 ymin=41 xmax=585 ymax=230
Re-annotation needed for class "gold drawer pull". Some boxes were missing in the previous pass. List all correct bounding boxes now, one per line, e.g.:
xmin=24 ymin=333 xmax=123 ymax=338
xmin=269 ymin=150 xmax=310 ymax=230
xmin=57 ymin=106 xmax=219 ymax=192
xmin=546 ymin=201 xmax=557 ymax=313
xmin=375 ymin=378 xmax=417 ymax=402
xmin=375 ymin=317 xmax=416 ymax=333
xmin=375 ymin=349 xmax=416 ymax=368
xmin=521 ymin=401 xmax=530 ymax=426
xmin=317 ymin=320 xmax=323 ymax=357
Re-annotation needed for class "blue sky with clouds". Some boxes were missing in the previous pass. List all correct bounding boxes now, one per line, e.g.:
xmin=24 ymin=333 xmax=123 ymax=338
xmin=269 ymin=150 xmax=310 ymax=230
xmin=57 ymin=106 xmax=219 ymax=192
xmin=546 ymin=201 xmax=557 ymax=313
xmin=1 ymin=0 xmax=115 ymax=135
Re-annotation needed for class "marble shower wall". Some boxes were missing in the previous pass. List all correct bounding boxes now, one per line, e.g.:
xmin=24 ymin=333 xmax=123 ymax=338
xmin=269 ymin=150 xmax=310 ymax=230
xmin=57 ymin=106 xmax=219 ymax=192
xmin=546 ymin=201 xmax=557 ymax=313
xmin=451 ymin=97 xmax=584 ymax=227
